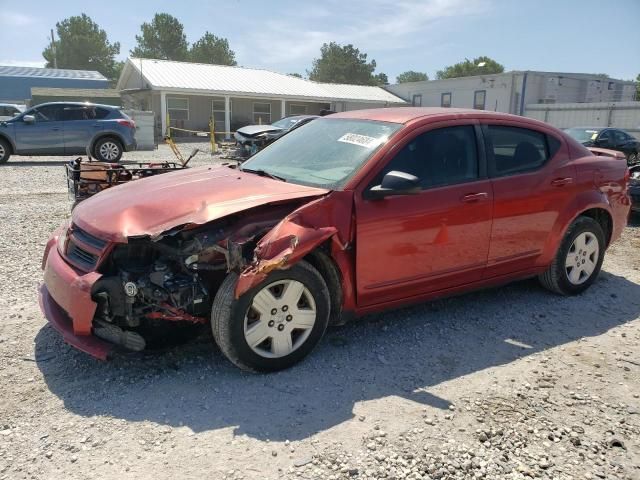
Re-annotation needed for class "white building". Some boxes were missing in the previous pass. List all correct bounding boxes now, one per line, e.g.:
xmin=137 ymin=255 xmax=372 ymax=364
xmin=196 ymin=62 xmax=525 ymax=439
xmin=117 ymin=58 xmax=406 ymax=139
xmin=385 ymin=71 xmax=637 ymax=115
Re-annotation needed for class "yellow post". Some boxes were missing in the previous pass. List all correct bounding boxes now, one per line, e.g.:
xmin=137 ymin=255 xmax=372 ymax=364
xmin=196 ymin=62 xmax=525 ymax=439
xmin=209 ymin=117 xmax=216 ymax=154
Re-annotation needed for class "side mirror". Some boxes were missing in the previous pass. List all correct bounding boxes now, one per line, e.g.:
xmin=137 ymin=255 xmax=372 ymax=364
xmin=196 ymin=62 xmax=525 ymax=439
xmin=23 ymin=115 xmax=35 ymax=124
xmin=366 ymin=170 xmax=421 ymax=199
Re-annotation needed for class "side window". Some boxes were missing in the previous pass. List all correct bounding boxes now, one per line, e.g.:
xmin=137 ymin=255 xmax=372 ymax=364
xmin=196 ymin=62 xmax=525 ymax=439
xmin=33 ymin=105 xmax=63 ymax=122
xmin=597 ymin=130 xmax=611 ymax=143
xmin=485 ymin=125 xmax=549 ymax=176
xmin=378 ymin=125 xmax=479 ymax=189
xmin=93 ymin=107 xmax=111 ymax=119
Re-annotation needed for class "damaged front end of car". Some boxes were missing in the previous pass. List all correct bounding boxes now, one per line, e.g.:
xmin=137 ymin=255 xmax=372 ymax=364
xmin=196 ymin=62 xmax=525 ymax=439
xmin=41 ymin=189 xmax=353 ymax=359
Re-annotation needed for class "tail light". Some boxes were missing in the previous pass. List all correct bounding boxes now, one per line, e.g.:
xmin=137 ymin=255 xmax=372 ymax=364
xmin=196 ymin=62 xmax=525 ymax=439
xmin=116 ymin=119 xmax=136 ymax=128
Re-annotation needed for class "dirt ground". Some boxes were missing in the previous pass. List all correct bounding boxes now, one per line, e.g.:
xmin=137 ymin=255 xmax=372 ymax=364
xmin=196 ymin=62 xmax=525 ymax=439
xmin=0 ymin=147 xmax=638 ymax=480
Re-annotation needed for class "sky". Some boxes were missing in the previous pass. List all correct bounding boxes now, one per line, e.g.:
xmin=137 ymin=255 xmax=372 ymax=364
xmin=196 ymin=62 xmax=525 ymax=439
xmin=0 ymin=0 xmax=638 ymax=82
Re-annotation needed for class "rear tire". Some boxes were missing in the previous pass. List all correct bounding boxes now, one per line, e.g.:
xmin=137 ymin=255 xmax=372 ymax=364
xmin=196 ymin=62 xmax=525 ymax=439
xmin=539 ymin=216 xmax=605 ymax=296
xmin=94 ymin=137 xmax=123 ymax=162
xmin=211 ymin=261 xmax=330 ymax=372
xmin=0 ymin=138 xmax=11 ymax=164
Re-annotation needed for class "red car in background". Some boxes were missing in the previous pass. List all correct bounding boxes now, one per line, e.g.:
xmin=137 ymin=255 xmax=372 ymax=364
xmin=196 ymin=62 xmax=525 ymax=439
xmin=40 ymin=108 xmax=631 ymax=372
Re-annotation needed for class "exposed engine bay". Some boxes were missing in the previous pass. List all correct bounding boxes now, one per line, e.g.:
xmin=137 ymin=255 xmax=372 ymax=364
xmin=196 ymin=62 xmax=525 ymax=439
xmin=87 ymin=204 xmax=298 ymax=350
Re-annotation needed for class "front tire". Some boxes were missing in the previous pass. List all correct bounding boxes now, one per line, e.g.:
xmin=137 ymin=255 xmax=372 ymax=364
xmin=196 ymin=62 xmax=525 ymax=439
xmin=0 ymin=138 xmax=11 ymax=164
xmin=539 ymin=216 xmax=605 ymax=295
xmin=94 ymin=137 xmax=123 ymax=162
xmin=211 ymin=261 xmax=330 ymax=372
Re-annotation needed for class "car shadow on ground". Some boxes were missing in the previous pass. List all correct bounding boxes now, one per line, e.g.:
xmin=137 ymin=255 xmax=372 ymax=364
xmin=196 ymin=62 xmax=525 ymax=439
xmin=35 ymin=271 xmax=640 ymax=442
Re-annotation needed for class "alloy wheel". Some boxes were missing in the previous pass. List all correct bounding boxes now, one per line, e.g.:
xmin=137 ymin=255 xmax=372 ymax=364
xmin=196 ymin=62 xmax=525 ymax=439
xmin=0 ymin=143 xmax=5 ymax=160
xmin=243 ymin=279 xmax=317 ymax=358
xmin=565 ymin=232 xmax=599 ymax=285
xmin=99 ymin=142 xmax=120 ymax=161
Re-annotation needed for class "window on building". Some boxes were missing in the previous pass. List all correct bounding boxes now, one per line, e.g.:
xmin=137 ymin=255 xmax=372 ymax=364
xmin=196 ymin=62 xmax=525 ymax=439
xmin=473 ymin=90 xmax=486 ymax=110
xmin=412 ymin=94 xmax=422 ymax=107
xmin=289 ymin=104 xmax=307 ymax=115
xmin=211 ymin=98 xmax=229 ymax=134
xmin=253 ymin=102 xmax=272 ymax=124
xmin=608 ymin=82 xmax=615 ymax=90
xmin=485 ymin=125 xmax=550 ymax=176
xmin=376 ymin=125 xmax=478 ymax=190
xmin=441 ymin=93 xmax=451 ymax=108
xmin=166 ymin=97 xmax=189 ymax=121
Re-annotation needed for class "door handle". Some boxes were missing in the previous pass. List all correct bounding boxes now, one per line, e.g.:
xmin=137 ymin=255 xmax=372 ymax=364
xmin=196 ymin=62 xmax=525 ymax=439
xmin=550 ymin=177 xmax=573 ymax=187
xmin=461 ymin=192 xmax=488 ymax=203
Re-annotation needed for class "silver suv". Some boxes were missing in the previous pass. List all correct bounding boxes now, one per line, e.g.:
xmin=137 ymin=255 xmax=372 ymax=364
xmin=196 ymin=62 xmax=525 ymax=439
xmin=0 ymin=102 xmax=137 ymax=164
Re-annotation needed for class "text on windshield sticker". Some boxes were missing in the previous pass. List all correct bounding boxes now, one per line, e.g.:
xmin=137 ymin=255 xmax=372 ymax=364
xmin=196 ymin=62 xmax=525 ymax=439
xmin=337 ymin=133 xmax=380 ymax=148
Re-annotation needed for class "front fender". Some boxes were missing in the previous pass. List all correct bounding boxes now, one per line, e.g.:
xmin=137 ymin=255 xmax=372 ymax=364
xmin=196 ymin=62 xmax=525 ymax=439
xmin=235 ymin=191 xmax=354 ymax=299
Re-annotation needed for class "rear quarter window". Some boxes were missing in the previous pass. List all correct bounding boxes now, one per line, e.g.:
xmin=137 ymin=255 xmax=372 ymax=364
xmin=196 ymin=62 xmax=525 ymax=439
xmin=485 ymin=125 xmax=556 ymax=177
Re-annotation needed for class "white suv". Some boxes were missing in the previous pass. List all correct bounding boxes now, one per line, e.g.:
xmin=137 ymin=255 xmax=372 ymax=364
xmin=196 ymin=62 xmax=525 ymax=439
xmin=0 ymin=104 xmax=25 ymax=121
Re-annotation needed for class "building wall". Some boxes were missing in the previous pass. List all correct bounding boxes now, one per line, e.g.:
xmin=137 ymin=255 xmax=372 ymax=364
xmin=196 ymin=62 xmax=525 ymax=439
xmin=386 ymin=73 xmax=516 ymax=113
xmin=386 ymin=72 xmax=636 ymax=115
xmin=0 ymin=77 xmax=109 ymax=103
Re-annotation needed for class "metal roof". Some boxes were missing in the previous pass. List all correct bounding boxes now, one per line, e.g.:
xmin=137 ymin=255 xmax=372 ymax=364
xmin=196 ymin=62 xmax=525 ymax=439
xmin=120 ymin=58 xmax=405 ymax=104
xmin=31 ymin=87 xmax=119 ymax=98
xmin=0 ymin=65 xmax=107 ymax=81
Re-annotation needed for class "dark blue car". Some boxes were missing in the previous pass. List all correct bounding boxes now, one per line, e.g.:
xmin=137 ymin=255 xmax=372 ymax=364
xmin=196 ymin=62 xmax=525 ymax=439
xmin=0 ymin=102 xmax=137 ymax=164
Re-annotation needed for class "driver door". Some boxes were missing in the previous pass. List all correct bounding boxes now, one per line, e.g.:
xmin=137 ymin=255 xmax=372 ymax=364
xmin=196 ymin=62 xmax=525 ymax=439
xmin=354 ymin=121 xmax=493 ymax=307
xmin=13 ymin=104 xmax=65 ymax=154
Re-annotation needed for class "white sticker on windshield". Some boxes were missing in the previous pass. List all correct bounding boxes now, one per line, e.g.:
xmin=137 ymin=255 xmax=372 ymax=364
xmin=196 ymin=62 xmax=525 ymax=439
xmin=337 ymin=133 xmax=380 ymax=148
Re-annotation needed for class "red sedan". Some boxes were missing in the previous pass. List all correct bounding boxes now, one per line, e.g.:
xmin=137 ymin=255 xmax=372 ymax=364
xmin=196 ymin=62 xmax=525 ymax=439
xmin=40 ymin=108 xmax=631 ymax=371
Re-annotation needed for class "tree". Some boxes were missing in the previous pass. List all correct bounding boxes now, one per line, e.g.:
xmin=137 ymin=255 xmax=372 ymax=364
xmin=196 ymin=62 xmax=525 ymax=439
xmin=636 ymin=73 xmax=640 ymax=101
xmin=42 ymin=14 xmax=121 ymax=80
xmin=131 ymin=13 xmax=188 ymax=61
xmin=288 ymin=73 xmax=303 ymax=78
xmin=396 ymin=71 xmax=429 ymax=83
xmin=374 ymin=72 xmax=389 ymax=85
xmin=189 ymin=32 xmax=236 ymax=65
xmin=308 ymin=42 xmax=383 ymax=86
xmin=436 ymin=56 xmax=504 ymax=79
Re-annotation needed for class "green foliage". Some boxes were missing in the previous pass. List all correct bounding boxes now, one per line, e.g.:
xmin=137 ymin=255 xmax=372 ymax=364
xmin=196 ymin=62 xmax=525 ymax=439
xmin=288 ymin=73 xmax=303 ymax=78
xmin=308 ymin=42 xmax=385 ymax=86
xmin=436 ymin=56 xmax=504 ymax=79
xmin=374 ymin=72 xmax=389 ymax=86
xmin=131 ymin=13 xmax=189 ymax=61
xmin=189 ymin=32 xmax=236 ymax=65
xmin=636 ymin=73 xmax=640 ymax=101
xmin=396 ymin=71 xmax=429 ymax=83
xmin=42 ymin=14 xmax=121 ymax=80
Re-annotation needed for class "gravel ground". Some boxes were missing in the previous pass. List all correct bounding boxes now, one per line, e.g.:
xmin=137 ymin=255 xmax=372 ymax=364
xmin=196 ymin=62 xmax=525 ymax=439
xmin=0 ymin=146 xmax=639 ymax=480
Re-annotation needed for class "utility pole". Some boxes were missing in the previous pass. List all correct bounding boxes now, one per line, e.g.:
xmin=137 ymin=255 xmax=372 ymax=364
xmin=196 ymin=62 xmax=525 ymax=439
xmin=50 ymin=29 xmax=57 ymax=68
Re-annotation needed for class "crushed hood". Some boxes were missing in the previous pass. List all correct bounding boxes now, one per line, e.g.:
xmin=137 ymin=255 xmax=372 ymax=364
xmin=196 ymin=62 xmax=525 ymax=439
xmin=235 ymin=125 xmax=283 ymax=137
xmin=72 ymin=165 xmax=328 ymax=242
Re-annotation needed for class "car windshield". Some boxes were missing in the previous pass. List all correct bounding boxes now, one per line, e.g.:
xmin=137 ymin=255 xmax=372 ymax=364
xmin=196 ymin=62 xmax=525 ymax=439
xmin=271 ymin=118 xmax=300 ymax=130
xmin=565 ymin=128 xmax=601 ymax=143
xmin=240 ymin=118 xmax=402 ymax=189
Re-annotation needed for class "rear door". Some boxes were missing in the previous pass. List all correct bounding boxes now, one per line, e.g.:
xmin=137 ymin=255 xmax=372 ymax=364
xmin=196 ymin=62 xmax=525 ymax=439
xmin=13 ymin=104 xmax=65 ymax=154
xmin=482 ymin=122 xmax=574 ymax=278
xmin=62 ymin=105 xmax=107 ymax=154
xmin=354 ymin=121 xmax=494 ymax=306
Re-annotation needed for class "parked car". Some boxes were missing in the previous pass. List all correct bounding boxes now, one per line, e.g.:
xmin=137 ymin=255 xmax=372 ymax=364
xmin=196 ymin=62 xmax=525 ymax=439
xmin=234 ymin=115 xmax=318 ymax=157
xmin=564 ymin=127 xmax=639 ymax=165
xmin=0 ymin=103 xmax=25 ymax=121
xmin=0 ymin=102 xmax=137 ymax=164
xmin=40 ymin=108 xmax=630 ymax=371
xmin=630 ymin=165 xmax=640 ymax=214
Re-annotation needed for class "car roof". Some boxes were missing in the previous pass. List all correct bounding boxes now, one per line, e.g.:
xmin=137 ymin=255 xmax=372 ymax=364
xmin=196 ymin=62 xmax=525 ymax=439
xmin=328 ymin=107 xmax=553 ymax=128
xmin=31 ymin=102 xmax=119 ymax=109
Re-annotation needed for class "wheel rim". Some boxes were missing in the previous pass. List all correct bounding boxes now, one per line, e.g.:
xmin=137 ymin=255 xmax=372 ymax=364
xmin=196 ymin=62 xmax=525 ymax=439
xmin=99 ymin=142 xmax=119 ymax=160
xmin=630 ymin=153 xmax=638 ymax=164
xmin=0 ymin=144 xmax=5 ymax=159
xmin=565 ymin=232 xmax=599 ymax=285
xmin=243 ymin=279 xmax=317 ymax=358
